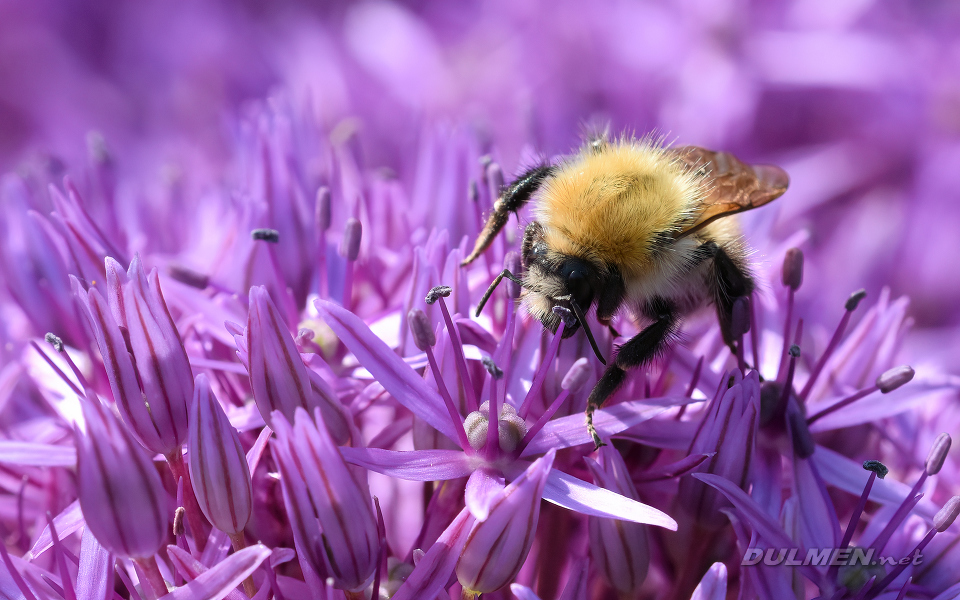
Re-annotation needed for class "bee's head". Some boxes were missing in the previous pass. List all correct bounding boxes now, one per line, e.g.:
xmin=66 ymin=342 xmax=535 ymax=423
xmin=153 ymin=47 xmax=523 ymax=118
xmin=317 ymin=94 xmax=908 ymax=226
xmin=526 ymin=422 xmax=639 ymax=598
xmin=474 ymin=223 xmax=607 ymax=364
xmin=520 ymin=255 xmax=607 ymax=364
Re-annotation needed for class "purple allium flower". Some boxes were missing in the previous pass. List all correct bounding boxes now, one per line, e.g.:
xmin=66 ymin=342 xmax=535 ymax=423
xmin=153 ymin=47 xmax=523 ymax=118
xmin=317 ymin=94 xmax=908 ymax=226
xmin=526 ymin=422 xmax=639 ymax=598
xmin=1 ymin=3 xmax=960 ymax=599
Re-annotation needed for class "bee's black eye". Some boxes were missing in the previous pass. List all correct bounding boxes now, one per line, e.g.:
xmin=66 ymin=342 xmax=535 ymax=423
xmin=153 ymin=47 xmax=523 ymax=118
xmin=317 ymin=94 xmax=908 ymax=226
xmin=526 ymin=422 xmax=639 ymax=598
xmin=563 ymin=262 xmax=595 ymax=309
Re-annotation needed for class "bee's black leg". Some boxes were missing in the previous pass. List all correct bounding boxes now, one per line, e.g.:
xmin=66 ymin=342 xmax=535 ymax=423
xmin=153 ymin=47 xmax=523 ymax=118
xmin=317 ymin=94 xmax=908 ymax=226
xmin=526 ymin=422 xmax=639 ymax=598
xmin=585 ymin=300 xmax=677 ymax=448
xmin=710 ymin=246 xmax=755 ymax=354
xmin=462 ymin=164 xmax=554 ymax=265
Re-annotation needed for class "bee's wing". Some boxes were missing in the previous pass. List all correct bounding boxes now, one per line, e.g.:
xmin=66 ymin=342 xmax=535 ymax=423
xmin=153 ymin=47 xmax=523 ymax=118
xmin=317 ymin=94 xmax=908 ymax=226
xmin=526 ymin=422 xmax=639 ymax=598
xmin=671 ymin=146 xmax=789 ymax=239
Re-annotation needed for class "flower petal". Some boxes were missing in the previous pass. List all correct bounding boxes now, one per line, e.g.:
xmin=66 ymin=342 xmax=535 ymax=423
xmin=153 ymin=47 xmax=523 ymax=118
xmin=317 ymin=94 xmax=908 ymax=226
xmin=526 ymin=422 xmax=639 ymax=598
xmin=521 ymin=398 xmax=689 ymax=457
xmin=690 ymin=562 xmax=727 ymax=600
xmin=339 ymin=447 xmax=474 ymax=481
xmin=76 ymin=528 xmax=114 ymax=600
xmin=316 ymin=299 xmax=454 ymax=440
xmin=540 ymin=468 xmax=677 ymax=530
xmin=465 ymin=467 xmax=505 ymax=522
xmin=159 ymin=544 xmax=271 ymax=600
xmin=391 ymin=508 xmax=473 ymax=600
xmin=0 ymin=441 xmax=75 ymax=466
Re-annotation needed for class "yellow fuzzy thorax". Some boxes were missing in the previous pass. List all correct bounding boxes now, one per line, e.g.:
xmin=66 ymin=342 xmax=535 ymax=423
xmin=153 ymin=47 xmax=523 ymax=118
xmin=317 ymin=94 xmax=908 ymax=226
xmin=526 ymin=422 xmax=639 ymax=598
xmin=533 ymin=138 xmax=702 ymax=278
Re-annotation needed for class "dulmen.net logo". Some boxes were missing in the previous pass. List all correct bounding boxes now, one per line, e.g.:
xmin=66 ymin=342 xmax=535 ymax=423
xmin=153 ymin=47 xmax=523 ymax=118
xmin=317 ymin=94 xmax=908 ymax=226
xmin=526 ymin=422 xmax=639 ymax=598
xmin=742 ymin=547 xmax=923 ymax=567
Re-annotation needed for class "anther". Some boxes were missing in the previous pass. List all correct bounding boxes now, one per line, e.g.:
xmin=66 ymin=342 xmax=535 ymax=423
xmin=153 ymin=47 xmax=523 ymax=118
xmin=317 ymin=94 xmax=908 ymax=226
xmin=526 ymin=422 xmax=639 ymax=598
xmin=561 ymin=358 xmax=591 ymax=392
xmin=845 ymin=289 xmax=867 ymax=312
xmin=925 ymin=433 xmax=952 ymax=476
xmin=339 ymin=218 xmax=362 ymax=261
xmin=45 ymin=332 xmax=64 ymax=353
xmin=251 ymin=228 xmax=280 ymax=243
xmin=408 ymin=309 xmax=436 ymax=351
xmin=876 ymin=366 xmax=914 ymax=393
xmin=935 ymin=496 xmax=960 ymax=532
xmin=316 ymin=187 xmax=331 ymax=232
xmin=167 ymin=264 xmax=210 ymax=289
xmin=552 ymin=305 xmax=577 ymax=328
xmin=425 ymin=286 xmax=452 ymax=305
xmin=781 ymin=248 xmax=804 ymax=290
xmin=482 ymin=357 xmax=503 ymax=379
xmin=862 ymin=460 xmax=889 ymax=479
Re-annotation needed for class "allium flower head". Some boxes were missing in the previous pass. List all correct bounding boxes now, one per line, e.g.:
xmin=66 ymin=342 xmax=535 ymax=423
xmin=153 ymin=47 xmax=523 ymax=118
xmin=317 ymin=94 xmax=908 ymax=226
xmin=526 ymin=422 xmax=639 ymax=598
xmin=1 ymin=3 xmax=959 ymax=599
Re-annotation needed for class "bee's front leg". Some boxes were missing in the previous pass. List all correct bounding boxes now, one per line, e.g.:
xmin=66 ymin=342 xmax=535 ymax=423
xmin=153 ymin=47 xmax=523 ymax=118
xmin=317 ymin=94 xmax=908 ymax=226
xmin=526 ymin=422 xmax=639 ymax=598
xmin=710 ymin=245 xmax=755 ymax=357
xmin=585 ymin=300 xmax=677 ymax=448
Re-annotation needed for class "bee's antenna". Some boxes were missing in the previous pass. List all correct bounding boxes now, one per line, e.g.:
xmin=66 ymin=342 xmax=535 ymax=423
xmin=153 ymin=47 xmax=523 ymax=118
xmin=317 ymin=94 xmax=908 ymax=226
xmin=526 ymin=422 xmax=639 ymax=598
xmin=475 ymin=269 xmax=525 ymax=317
xmin=570 ymin=300 xmax=606 ymax=365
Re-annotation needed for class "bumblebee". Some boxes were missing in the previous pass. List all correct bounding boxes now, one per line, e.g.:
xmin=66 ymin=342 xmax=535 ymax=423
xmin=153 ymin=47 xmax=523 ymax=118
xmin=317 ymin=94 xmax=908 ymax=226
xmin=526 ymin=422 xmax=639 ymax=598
xmin=462 ymin=134 xmax=788 ymax=446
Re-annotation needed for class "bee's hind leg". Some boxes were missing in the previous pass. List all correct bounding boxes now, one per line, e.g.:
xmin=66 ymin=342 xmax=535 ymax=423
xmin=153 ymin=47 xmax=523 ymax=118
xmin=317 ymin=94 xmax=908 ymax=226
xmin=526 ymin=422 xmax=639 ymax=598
xmin=585 ymin=299 xmax=678 ymax=449
xmin=461 ymin=164 xmax=554 ymax=265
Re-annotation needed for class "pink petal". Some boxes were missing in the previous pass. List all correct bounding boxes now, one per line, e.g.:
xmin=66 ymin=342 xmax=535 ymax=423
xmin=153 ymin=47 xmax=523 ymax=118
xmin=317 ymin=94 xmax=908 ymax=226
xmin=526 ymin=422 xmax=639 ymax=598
xmin=521 ymin=398 xmax=687 ymax=457
xmin=390 ymin=508 xmax=473 ymax=600
xmin=339 ymin=447 xmax=474 ymax=481
xmin=316 ymin=298 xmax=455 ymax=440
xmin=464 ymin=467 xmax=505 ymax=521
xmin=28 ymin=501 xmax=82 ymax=559
xmin=76 ymin=528 xmax=114 ymax=600
xmin=540 ymin=469 xmax=677 ymax=530
xmin=690 ymin=562 xmax=727 ymax=600
xmin=0 ymin=441 xmax=75 ymax=466
xmin=159 ymin=545 xmax=271 ymax=600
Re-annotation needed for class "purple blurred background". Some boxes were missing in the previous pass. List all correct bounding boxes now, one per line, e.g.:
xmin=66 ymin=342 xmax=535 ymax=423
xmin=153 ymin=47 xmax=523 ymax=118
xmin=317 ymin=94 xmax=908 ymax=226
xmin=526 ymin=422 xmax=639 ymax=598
xmin=2 ymin=0 xmax=959 ymax=349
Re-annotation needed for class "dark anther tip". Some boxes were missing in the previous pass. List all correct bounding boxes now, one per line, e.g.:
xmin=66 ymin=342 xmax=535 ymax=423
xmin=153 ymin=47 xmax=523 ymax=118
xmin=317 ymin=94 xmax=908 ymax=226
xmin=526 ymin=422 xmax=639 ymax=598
xmin=481 ymin=356 xmax=503 ymax=379
xmin=862 ymin=460 xmax=889 ymax=479
xmin=251 ymin=228 xmax=280 ymax=243
xmin=845 ymin=289 xmax=868 ymax=312
xmin=425 ymin=285 xmax=452 ymax=305
xmin=789 ymin=344 xmax=801 ymax=358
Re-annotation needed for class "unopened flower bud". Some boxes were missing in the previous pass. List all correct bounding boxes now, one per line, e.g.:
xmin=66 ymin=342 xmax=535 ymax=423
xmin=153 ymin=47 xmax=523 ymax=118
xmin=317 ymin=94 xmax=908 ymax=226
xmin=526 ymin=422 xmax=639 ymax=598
xmin=425 ymin=285 xmax=452 ymax=305
xmin=862 ymin=460 xmax=888 ymax=479
xmin=76 ymin=398 xmax=167 ymax=558
xmin=935 ymin=496 xmax=960 ymax=532
xmin=272 ymin=409 xmax=379 ymax=592
xmin=408 ymin=309 xmax=436 ymax=351
xmin=876 ymin=365 xmax=914 ymax=393
xmin=74 ymin=256 xmax=193 ymax=456
xmin=251 ymin=228 xmax=280 ymax=243
xmin=561 ymin=358 xmax=592 ymax=392
xmin=246 ymin=286 xmax=336 ymax=430
xmin=340 ymin=218 xmax=362 ymax=261
xmin=587 ymin=447 xmax=650 ymax=595
xmin=188 ymin=374 xmax=252 ymax=536
xmin=457 ymin=451 xmax=555 ymax=594
xmin=315 ymin=187 xmax=331 ymax=232
xmin=781 ymin=248 xmax=803 ymax=290
xmin=845 ymin=289 xmax=867 ymax=311
xmin=925 ymin=433 xmax=952 ymax=476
